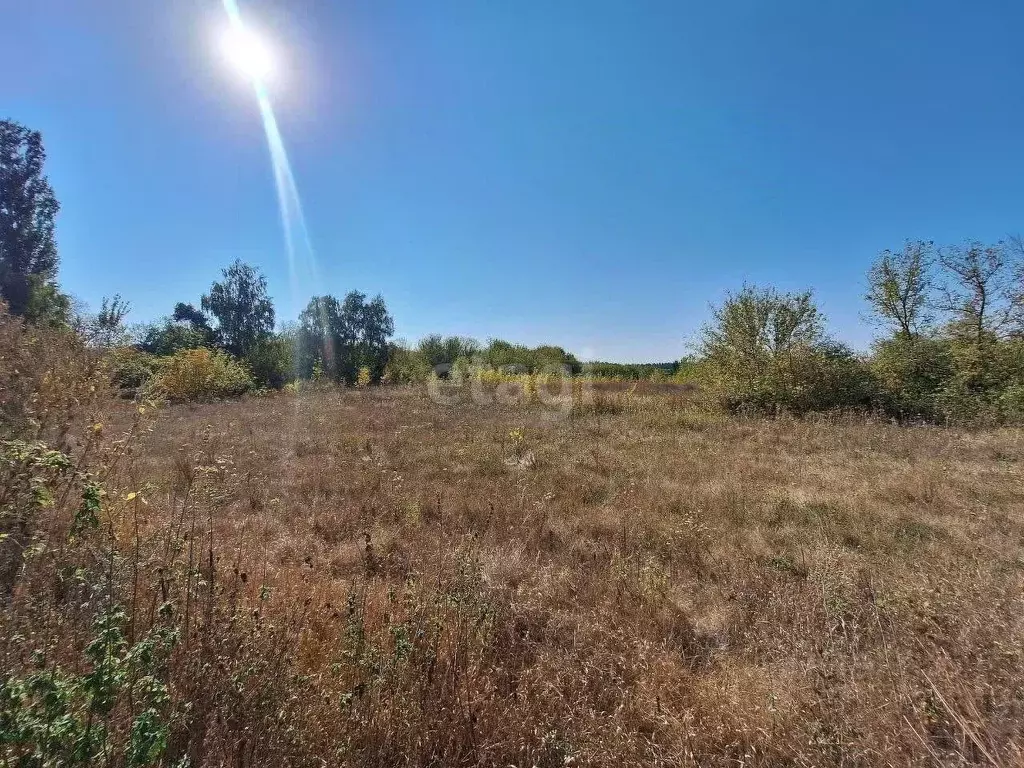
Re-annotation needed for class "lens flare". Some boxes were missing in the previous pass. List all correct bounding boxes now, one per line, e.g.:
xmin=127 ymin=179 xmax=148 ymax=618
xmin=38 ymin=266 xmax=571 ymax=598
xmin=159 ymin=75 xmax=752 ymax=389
xmin=221 ymin=1 xmax=319 ymax=295
xmin=222 ymin=24 xmax=273 ymax=82
xmin=221 ymin=0 xmax=321 ymax=387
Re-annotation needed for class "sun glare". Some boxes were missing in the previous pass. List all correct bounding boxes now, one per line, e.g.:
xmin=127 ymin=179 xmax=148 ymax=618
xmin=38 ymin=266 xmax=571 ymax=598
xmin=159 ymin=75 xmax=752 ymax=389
xmin=221 ymin=23 xmax=273 ymax=82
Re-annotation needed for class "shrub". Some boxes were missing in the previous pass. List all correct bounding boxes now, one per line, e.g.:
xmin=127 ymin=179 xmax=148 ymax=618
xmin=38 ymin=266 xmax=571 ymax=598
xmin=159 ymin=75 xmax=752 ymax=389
xmin=869 ymin=337 xmax=953 ymax=421
xmin=384 ymin=343 xmax=432 ymax=384
xmin=152 ymin=347 xmax=253 ymax=402
xmin=0 ymin=304 xmax=110 ymax=440
xmin=106 ymin=347 xmax=160 ymax=394
xmin=696 ymin=287 xmax=874 ymax=415
xmin=244 ymin=335 xmax=293 ymax=389
xmin=788 ymin=342 xmax=874 ymax=413
xmin=136 ymin=320 xmax=212 ymax=356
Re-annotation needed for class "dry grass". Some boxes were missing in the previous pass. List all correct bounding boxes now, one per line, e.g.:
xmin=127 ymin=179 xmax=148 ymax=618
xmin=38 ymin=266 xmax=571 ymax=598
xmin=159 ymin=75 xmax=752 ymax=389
xmin=5 ymin=379 xmax=1024 ymax=766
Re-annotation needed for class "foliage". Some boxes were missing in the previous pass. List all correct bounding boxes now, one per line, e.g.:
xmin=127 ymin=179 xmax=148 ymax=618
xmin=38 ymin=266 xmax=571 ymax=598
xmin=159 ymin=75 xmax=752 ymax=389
xmin=201 ymin=259 xmax=275 ymax=358
xmin=243 ymin=334 xmax=293 ymax=389
xmin=77 ymin=294 xmax=132 ymax=348
xmin=21 ymin=275 xmax=71 ymax=328
xmin=172 ymin=301 xmax=215 ymax=335
xmin=0 ymin=607 xmax=177 ymax=768
xmin=865 ymin=240 xmax=933 ymax=339
xmin=0 ymin=120 xmax=61 ymax=319
xmin=106 ymin=347 xmax=160 ymax=394
xmin=0 ymin=304 xmax=111 ymax=440
xmin=698 ymin=285 xmax=867 ymax=413
xmin=152 ymin=347 xmax=254 ymax=402
xmin=937 ymin=241 xmax=1015 ymax=344
xmin=584 ymin=361 xmax=681 ymax=380
xmin=416 ymin=335 xmax=480 ymax=375
xmin=864 ymin=239 xmax=1024 ymax=423
xmin=1 ymin=431 xmax=176 ymax=767
xmin=383 ymin=341 xmax=433 ymax=384
xmin=296 ymin=292 xmax=394 ymax=384
xmin=136 ymin=319 xmax=211 ymax=357
xmin=481 ymin=339 xmax=581 ymax=374
xmin=870 ymin=336 xmax=953 ymax=421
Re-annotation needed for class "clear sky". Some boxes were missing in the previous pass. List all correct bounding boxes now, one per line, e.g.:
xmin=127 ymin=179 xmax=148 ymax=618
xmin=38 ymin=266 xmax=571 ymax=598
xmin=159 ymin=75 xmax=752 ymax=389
xmin=4 ymin=1 xmax=1022 ymax=361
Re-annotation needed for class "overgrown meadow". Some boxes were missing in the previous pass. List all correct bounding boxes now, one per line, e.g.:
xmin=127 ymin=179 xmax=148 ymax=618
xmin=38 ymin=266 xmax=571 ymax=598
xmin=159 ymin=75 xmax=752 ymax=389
xmin=2 ymin=311 xmax=1023 ymax=767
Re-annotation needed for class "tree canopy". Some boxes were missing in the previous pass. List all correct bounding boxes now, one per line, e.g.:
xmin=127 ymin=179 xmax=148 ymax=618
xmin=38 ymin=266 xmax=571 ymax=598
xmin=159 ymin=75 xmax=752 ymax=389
xmin=201 ymin=259 xmax=275 ymax=358
xmin=0 ymin=119 xmax=64 ymax=321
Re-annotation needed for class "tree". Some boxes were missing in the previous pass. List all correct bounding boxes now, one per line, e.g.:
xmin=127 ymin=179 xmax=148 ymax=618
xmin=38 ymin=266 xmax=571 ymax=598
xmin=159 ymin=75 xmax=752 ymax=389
xmin=136 ymin=319 xmax=211 ymax=356
xmin=482 ymin=339 xmax=533 ymax=372
xmin=245 ymin=335 xmax=294 ymax=389
xmin=931 ymin=241 xmax=1016 ymax=402
xmin=351 ymin=292 xmax=395 ymax=383
xmin=417 ymin=335 xmax=480 ymax=376
xmin=296 ymin=295 xmax=344 ymax=379
xmin=701 ymin=285 xmax=824 ymax=374
xmin=296 ymin=292 xmax=394 ymax=384
xmin=172 ymin=301 xmax=218 ymax=346
xmin=698 ymin=285 xmax=866 ymax=413
xmin=201 ymin=260 xmax=275 ymax=358
xmin=937 ymin=242 xmax=1013 ymax=346
xmin=0 ymin=120 xmax=63 ymax=319
xmin=78 ymin=294 xmax=131 ymax=348
xmin=1008 ymin=235 xmax=1024 ymax=335
xmin=865 ymin=241 xmax=933 ymax=340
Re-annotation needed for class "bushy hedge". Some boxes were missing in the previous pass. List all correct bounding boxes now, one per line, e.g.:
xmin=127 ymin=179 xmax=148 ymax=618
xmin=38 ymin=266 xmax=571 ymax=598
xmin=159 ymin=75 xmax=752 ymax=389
xmin=152 ymin=348 xmax=254 ymax=402
xmin=107 ymin=348 xmax=161 ymax=394
xmin=243 ymin=336 xmax=293 ymax=390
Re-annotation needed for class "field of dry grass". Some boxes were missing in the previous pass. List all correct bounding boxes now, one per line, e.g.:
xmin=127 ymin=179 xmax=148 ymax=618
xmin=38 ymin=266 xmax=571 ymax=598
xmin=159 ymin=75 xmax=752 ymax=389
xmin=4 ymin=368 xmax=1024 ymax=767
xmin=79 ymin=384 xmax=1018 ymax=766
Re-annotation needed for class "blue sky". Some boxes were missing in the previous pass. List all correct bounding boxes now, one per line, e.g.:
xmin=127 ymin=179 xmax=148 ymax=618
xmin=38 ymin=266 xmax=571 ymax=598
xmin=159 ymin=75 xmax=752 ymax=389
xmin=4 ymin=1 xmax=1022 ymax=361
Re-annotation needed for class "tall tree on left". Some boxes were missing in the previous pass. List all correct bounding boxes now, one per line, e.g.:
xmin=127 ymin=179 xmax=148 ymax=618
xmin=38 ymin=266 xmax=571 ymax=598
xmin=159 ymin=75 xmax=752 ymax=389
xmin=0 ymin=120 xmax=67 ymax=322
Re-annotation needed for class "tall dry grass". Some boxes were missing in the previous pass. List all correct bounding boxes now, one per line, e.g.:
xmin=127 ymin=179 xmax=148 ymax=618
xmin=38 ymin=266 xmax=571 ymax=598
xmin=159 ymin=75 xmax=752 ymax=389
xmin=2 ymin=319 xmax=1022 ymax=766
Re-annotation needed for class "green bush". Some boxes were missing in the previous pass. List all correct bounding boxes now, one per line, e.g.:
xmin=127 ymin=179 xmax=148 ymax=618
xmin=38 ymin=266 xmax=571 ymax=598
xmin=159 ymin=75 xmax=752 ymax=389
xmin=107 ymin=348 xmax=160 ymax=394
xmin=869 ymin=337 xmax=953 ymax=421
xmin=698 ymin=286 xmax=871 ymax=415
xmin=136 ymin=320 xmax=212 ymax=356
xmin=244 ymin=335 xmax=293 ymax=389
xmin=384 ymin=343 xmax=432 ymax=384
xmin=152 ymin=347 xmax=254 ymax=402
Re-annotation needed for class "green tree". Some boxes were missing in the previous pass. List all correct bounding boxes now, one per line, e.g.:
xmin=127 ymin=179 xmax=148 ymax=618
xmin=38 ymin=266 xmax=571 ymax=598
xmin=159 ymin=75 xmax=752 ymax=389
xmin=296 ymin=292 xmax=393 ymax=384
xmin=1007 ymin=235 xmax=1024 ymax=334
xmin=296 ymin=295 xmax=344 ymax=380
xmin=79 ymin=294 xmax=131 ymax=348
xmin=0 ymin=120 xmax=64 ymax=319
xmin=351 ymin=292 xmax=395 ymax=382
xmin=865 ymin=240 xmax=933 ymax=340
xmin=136 ymin=319 xmax=211 ymax=356
xmin=937 ymin=242 xmax=1014 ymax=346
xmin=417 ymin=335 xmax=480 ymax=376
xmin=933 ymin=242 xmax=1016 ymax=404
xmin=201 ymin=260 xmax=275 ymax=358
xmin=482 ymin=339 xmax=533 ymax=372
xmin=245 ymin=334 xmax=294 ymax=389
xmin=699 ymin=285 xmax=865 ymax=413
xmin=172 ymin=301 xmax=217 ymax=343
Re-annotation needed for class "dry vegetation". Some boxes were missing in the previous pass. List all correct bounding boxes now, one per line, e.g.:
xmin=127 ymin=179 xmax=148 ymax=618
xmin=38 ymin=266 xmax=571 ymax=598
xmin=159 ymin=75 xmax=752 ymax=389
xmin=7 ymin=376 xmax=1021 ymax=766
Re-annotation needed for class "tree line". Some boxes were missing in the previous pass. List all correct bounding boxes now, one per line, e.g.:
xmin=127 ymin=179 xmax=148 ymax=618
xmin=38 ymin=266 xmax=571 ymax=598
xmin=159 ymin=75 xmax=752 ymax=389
xmin=2 ymin=118 xmax=1023 ymax=421
xmin=697 ymin=239 xmax=1024 ymax=421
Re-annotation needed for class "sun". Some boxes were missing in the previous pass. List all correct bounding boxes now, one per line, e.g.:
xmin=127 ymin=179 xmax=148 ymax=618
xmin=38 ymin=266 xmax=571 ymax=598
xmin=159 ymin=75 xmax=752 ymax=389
xmin=221 ymin=23 xmax=273 ymax=82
